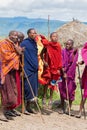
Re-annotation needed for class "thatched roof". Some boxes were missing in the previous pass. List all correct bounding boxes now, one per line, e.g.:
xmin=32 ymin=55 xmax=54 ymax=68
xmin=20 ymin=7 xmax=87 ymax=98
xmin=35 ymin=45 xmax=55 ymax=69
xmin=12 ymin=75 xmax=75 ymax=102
xmin=56 ymin=20 xmax=87 ymax=47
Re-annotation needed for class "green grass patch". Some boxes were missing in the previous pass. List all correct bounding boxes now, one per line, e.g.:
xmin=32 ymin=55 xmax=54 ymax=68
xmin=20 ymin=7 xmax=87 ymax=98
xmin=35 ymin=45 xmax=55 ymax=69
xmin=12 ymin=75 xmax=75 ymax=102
xmin=38 ymin=82 xmax=82 ymax=107
xmin=73 ymin=82 xmax=82 ymax=105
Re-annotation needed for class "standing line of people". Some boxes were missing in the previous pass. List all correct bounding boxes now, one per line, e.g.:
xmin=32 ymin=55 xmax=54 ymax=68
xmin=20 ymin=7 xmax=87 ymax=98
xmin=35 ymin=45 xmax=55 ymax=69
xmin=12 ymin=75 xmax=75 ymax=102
xmin=0 ymin=28 xmax=87 ymax=122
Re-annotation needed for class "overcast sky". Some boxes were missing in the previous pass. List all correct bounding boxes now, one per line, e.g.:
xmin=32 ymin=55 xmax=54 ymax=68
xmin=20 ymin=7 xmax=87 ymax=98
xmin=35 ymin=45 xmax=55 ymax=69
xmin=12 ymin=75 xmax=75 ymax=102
xmin=0 ymin=0 xmax=87 ymax=21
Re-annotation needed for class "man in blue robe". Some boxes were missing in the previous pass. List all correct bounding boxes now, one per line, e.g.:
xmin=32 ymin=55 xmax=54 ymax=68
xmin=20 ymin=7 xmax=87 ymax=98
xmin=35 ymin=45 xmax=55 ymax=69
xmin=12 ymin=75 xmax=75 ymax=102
xmin=21 ymin=28 xmax=38 ymax=114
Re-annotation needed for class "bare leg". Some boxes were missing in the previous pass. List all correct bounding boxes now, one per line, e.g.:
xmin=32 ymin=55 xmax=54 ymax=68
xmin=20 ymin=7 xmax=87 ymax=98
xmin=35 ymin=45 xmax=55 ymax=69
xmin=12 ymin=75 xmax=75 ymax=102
xmin=69 ymin=100 xmax=72 ymax=111
xmin=65 ymin=100 xmax=75 ymax=116
xmin=58 ymin=98 xmax=65 ymax=114
xmin=42 ymin=85 xmax=48 ymax=106
xmin=49 ymin=89 xmax=53 ymax=102
xmin=61 ymin=98 xmax=65 ymax=112
xmin=76 ymin=98 xmax=86 ymax=118
xmin=80 ymin=98 xmax=86 ymax=112
xmin=48 ymin=89 xmax=53 ymax=109
xmin=0 ymin=106 xmax=8 ymax=122
xmin=78 ymin=98 xmax=86 ymax=116
xmin=43 ymin=85 xmax=48 ymax=99
xmin=26 ymin=100 xmax=37 ymax=114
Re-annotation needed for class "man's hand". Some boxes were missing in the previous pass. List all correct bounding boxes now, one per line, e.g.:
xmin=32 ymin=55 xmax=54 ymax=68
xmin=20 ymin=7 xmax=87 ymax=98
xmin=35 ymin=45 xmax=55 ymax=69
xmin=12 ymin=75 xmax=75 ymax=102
xmin=14 ymin=44 xmax=25 ymax=55
xmin=76 ymin=61 xmax=84 ymax=66
xmin=43 ymin=60 xmax=48 ymax=67
xmin=73 ymin=47 xmax=78 ymax=55
xmin=63 ymin=73 xmax=67 ymax=80
xmin=40 ymin=35 xmax=46 ymax=40
xmin=57 ymin=70 xmax=60 ymax=75
xmin=1 ymin=76 xmax=5 ymax=85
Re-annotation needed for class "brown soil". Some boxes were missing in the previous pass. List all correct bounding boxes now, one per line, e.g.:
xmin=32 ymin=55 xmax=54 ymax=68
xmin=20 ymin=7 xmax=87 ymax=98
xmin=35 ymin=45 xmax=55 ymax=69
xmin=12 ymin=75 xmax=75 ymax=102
xmin=0 ymin=105 xmax=87 ymax=130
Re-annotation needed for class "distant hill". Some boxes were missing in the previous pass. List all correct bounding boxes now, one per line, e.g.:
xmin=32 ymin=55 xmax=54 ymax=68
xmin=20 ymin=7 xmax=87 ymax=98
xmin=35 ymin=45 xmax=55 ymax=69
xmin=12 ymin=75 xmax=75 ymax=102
xmin=0 ymin=17 xmax=67 ymax=37
xmin=0 ymin=17 xmax=87 ymax=40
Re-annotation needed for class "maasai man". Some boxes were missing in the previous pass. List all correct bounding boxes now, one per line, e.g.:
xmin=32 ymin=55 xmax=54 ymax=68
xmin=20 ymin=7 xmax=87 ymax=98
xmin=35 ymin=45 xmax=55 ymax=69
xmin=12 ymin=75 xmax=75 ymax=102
xmin=76 ymin=42 xmax=87 ymax=118
xmin=40 ymin=32 xmax=62 ymax=108
xmin=0 ymin=31 xmax=21 ymax=121
xmin=6 ymin=32 xmax=25 ymax=116
xmin=21 ymin=28 xmax=38 ymax=114
xmin=18 ymin=32 xmax=25 ymax=45
xmin=58 ymin=39 xmax=78 ymax=114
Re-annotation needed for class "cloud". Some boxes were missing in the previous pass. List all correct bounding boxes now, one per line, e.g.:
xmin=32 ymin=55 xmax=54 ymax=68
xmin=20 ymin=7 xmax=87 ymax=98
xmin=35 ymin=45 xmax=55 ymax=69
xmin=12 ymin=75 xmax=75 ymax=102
xmin=0 ymin=0 xmax=87 ymax=21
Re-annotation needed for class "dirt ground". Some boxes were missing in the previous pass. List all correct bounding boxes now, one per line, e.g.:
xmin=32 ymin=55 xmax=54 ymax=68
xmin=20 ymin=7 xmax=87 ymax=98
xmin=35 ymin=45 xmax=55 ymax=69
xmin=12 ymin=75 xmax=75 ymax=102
xmin=0 ymin=105 xmax=87 ymax=130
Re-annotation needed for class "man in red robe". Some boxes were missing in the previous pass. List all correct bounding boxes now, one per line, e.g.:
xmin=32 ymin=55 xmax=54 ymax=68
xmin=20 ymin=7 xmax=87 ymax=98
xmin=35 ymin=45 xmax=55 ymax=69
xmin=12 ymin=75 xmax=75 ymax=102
xmin=40 ymin=32 xmax=62 ymax=108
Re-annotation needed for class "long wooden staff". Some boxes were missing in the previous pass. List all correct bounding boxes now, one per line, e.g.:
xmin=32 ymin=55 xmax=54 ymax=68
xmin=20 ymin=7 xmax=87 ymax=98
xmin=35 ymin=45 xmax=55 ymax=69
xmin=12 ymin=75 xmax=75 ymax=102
xmin=48 ymin=15 xmax=50 ymax=40
xmin=65 ymin=79 xmax=71 ymax=116
xmin=21 ymin=54 xmax=25 ymax=113
xmin=77 ymin=65 xmax=86 ymax=119
xmin=24 ymin=69 xmax=45 ymax=123
xmin=20 ymin=61 xmax=45 ymax=123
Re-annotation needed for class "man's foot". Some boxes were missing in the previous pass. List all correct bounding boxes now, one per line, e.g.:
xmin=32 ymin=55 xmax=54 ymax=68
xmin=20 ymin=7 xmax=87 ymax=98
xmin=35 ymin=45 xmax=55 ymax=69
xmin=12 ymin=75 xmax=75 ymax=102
xmin=30 ymin=97 xmax=38 ymax=103
xmin=24 ymin=110 xmax=31 ymax=115
xmin=5 ymin=114 xmax=14 ymax=120
xmin=27 ymin=108 xmax=37 ymax=114
xmin=65 ymin=111 xmax=74 ymax=116
xmin=58 ymin=109 xmax=65 ymax=114
xmin=75 ymin=113 xmax=81 ymax=118
xmin=64 ymin=100 xmax=68 ymax=112
xmin=0 ymin=113 xmax=8 ymax=122
xmin=5 ymin=110 xmax=16 ymax=117
xmin=11 ymin=109 xmax=21 ymax=116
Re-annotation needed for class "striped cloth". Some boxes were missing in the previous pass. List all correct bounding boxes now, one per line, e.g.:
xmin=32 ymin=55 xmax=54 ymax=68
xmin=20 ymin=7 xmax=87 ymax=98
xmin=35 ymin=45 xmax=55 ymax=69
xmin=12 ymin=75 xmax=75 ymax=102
xmin=0 ymin=38 xmax=20 ymax=77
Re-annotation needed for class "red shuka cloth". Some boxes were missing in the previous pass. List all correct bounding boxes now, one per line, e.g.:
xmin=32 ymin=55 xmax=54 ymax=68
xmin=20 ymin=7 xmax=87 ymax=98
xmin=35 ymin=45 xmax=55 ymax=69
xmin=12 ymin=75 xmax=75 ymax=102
xmin=7 ymin=71 xmax=21 ymax=110
xmin=41 ymin=38 xmax=62 ymax=91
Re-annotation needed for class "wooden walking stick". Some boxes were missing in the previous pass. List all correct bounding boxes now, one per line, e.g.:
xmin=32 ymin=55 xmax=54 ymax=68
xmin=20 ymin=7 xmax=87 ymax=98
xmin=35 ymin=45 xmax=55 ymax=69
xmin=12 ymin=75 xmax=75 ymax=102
xmin=48 ymin=15 xmax=50 ymax=40
xmin=20 ymin=60 xmax=45 ymax=123
xmin=65 ymin=79 xmax=71 ymax=116
xmin=23 ymin=69 xmax=45 ymax=123
xmin=21 ymin=54 xmax=25 ymax=113
xmin=77 ymin=65 xmax=86 ymax=119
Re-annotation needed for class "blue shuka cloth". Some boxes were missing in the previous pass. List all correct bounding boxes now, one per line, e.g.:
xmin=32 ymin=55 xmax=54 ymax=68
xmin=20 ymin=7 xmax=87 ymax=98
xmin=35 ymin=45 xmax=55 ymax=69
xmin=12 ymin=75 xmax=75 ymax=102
xmin=21 ymin=38 xmax=38 ymax=100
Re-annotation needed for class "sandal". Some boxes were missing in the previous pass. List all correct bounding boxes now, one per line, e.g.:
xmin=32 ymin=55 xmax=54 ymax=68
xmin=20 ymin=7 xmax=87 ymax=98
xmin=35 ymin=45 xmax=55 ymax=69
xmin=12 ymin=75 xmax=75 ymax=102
xmin=0 ymin=114 xmax=8 ymax=122
xmin=75 ymin=113 xmax=81 ymax=118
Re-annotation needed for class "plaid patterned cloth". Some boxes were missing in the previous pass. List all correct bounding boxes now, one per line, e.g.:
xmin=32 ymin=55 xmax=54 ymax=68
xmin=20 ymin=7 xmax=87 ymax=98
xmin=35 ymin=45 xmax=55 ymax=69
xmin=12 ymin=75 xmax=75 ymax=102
xmin=0 ymin=38 xmax=20 ymax=77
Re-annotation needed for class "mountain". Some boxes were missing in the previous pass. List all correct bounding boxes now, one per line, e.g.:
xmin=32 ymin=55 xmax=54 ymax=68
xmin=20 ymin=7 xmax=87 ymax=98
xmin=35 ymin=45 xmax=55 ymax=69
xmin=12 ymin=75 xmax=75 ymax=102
xmin=0 ymin=17 xmax=87 ymax=40
xmin=0 ymin=17 xmax=67 ymax=37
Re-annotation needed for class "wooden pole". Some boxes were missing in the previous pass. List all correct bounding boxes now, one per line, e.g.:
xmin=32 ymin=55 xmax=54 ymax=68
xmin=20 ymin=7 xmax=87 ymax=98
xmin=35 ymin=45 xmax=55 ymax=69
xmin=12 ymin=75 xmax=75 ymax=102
xmin=20 ymin=60 xmax=45 ymax=123
xmin=48 ymin=15 xmax=50 ymax=40
xmin=21 ymin=54 xmax=25 ymax=113
xmin=23 ymin=69 xmax=45 ymax=123
xmin=65 ymin=80 xmax=71 ymax=116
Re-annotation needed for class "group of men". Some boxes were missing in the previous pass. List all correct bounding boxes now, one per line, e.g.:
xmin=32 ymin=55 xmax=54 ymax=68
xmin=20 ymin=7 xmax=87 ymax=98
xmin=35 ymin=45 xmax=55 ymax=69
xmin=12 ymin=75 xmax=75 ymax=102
xmin=0 ymin=28 xmax=87 ymax=122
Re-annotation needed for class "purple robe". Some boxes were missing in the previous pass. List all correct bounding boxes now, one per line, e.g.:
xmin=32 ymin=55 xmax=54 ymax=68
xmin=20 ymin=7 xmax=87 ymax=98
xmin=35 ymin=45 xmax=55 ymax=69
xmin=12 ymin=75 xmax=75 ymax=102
xmin=81 ymin=66 xmax=87 ymax=98
xmin=58 ymin=48 xmax=78 ymax=101
xmin=81 ymin=42 xmax=87 ymax=98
